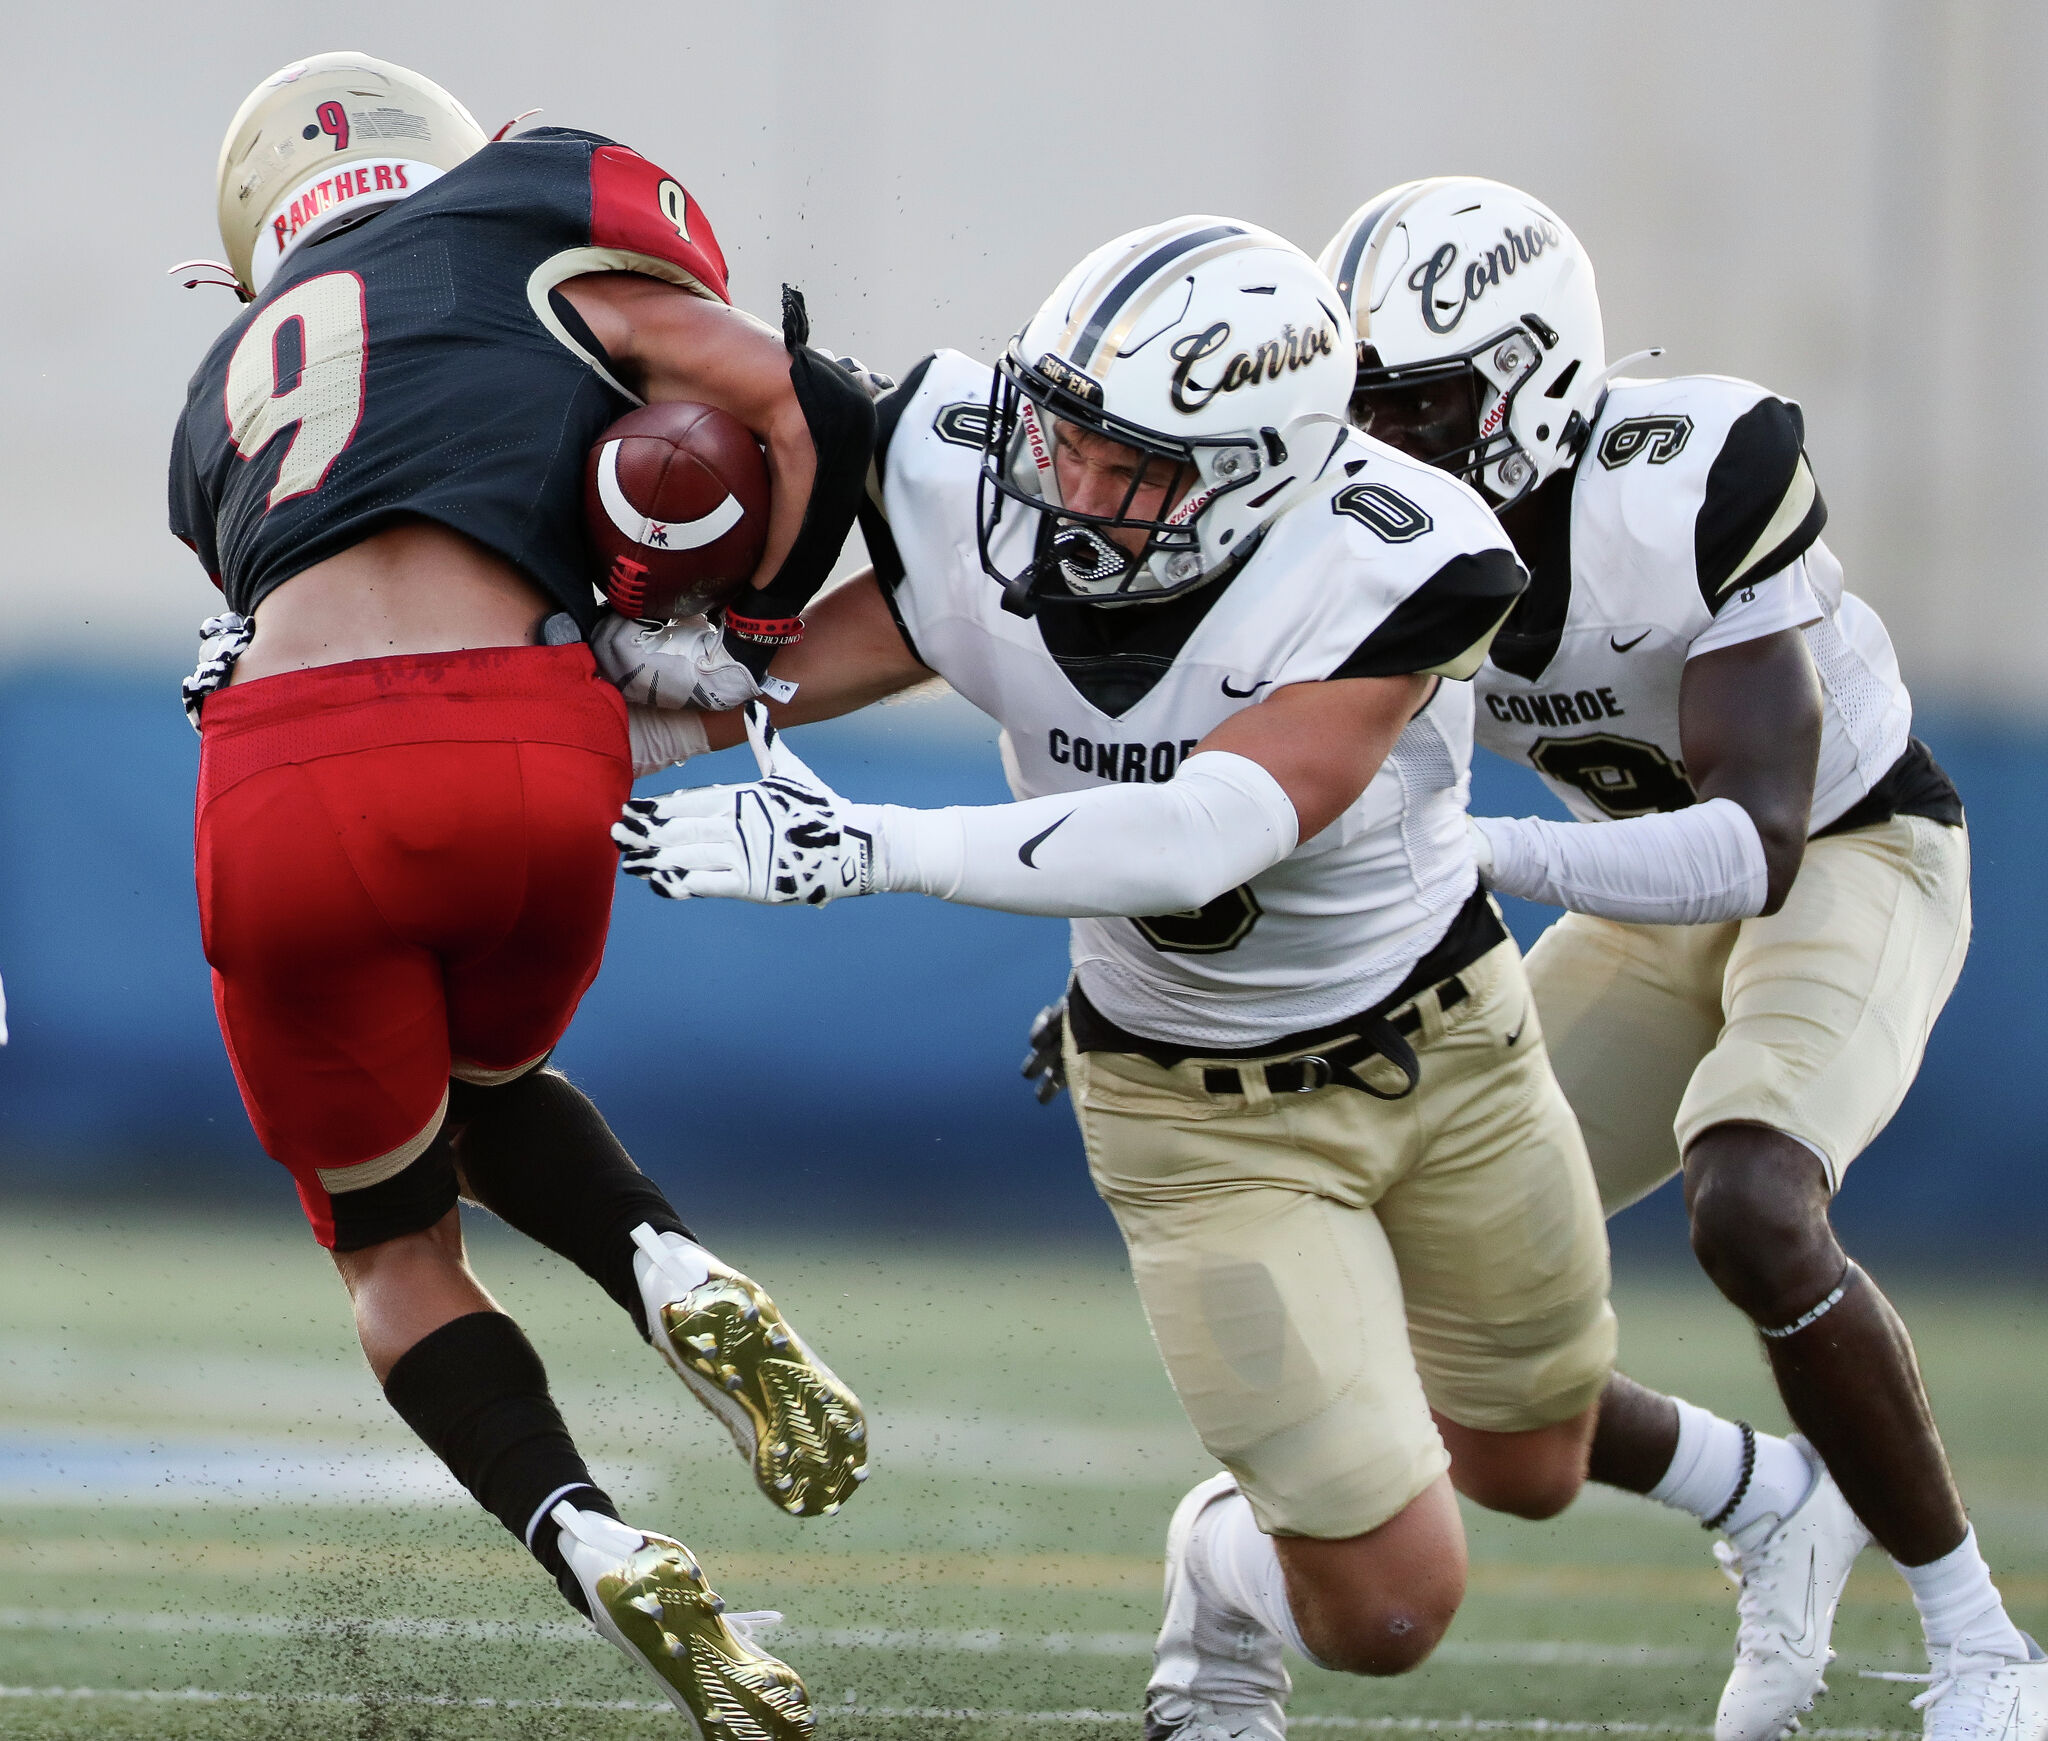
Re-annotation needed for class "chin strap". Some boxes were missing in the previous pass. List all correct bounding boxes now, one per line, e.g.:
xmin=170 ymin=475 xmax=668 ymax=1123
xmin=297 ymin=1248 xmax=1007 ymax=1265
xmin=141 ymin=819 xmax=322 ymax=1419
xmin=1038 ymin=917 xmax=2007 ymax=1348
xmin=167 ymin=259 xmax=251 ymax=303
xmin=1588 ymin=347 xmax=1665 ymax=393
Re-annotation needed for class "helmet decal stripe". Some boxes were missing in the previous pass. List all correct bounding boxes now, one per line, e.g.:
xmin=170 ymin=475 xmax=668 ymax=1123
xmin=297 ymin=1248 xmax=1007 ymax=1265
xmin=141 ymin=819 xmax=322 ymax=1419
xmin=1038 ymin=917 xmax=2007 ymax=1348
xmin=1094 ymin=236 xmax=1263 ymax=377
xmin=1069 ymin=224 xmax=1246 ymax=373
xmin=1055 ymin=217 xmax=1217 ymax=353
xmin=1332 ymin=190 xmax=1407 ymax=308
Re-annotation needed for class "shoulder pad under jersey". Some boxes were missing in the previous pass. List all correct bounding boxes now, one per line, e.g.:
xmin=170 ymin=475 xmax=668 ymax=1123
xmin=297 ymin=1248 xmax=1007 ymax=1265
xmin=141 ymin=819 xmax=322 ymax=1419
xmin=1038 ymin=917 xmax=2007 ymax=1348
xmin=1588 ymin=374 xmax=1826 ymax=615
xmin=863 ymin=349 xmax=995 ymax=588
xmin=1267 ymin=430 xmax=1528 ymax=682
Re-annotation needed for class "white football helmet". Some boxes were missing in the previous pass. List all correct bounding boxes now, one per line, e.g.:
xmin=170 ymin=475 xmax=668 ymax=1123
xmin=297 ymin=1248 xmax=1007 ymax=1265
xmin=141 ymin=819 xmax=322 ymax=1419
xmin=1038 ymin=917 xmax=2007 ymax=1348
xmin=977 ymin=216 xmax=1356 ymax=613
xmin=1317 ymin=178 xmax=1605 ymax=506
xmin=217 ymin=52 xmax=486 ymax=297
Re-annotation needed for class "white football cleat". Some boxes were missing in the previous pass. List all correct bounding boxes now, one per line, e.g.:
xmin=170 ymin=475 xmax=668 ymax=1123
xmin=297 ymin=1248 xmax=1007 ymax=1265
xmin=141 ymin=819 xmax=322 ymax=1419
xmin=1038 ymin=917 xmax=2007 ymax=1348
xmin=1713 ymin=1435 xmax=1872 ymax=1741
xmin=1867 ymin=1634 xmax=2048 ymax=1741
xmin=632 ymin=1224 xmax=868 ymax=1518
xmin=1144 ymin=1473 xmax=1288 ymax=1741
xmin=553 ymin=1502 xmax=814 ymax=1740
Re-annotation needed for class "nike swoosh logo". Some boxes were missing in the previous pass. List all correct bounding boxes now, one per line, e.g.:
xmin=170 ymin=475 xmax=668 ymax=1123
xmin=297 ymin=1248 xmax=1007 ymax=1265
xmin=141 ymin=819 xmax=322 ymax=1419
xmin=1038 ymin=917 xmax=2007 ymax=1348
xmin=1784 ymin=1547 xmax=1821 ymax=1660
xmin=1018 ymin=813 xmax=1075 ymax=867
xmin=1220 ymin=676 xmax=1271 ymax=698
xmin=1610 ymin=630 xmax=1651 ymax=653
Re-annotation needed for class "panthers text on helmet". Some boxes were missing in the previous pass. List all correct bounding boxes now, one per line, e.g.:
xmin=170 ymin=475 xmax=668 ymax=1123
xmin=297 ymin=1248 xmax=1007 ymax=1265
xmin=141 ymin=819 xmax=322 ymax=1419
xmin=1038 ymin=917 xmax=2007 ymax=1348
xmin=269 ymin=162 xmax=415 ymax=256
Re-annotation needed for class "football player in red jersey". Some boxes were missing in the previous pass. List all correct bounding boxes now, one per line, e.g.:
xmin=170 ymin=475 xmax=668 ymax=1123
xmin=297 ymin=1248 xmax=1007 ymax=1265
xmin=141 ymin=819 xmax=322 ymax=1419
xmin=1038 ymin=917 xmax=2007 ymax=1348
xmin=170 ymin=52 xmax=879 ymax=1733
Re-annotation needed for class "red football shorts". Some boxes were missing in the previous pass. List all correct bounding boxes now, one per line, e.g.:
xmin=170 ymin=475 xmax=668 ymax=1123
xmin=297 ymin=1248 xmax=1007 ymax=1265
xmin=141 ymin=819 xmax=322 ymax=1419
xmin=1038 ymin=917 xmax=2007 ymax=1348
xmin=195 ymin=644 xmax=631 ymax=1247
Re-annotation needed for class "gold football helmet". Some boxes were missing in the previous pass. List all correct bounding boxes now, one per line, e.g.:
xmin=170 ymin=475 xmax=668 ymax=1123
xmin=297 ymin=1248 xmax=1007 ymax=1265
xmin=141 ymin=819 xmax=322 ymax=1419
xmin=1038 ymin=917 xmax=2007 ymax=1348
xmin=216 ymin=52 xmax=486 ymax=295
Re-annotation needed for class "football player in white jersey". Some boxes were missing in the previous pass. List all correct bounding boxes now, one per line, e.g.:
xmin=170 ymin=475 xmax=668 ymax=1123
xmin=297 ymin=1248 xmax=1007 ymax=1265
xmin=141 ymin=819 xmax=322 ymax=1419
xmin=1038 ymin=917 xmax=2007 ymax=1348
xmin=608 ymin=219 xmax=1621 ymax=1734
xmin=1321 ymin=178 xmax=2042 ymax=1741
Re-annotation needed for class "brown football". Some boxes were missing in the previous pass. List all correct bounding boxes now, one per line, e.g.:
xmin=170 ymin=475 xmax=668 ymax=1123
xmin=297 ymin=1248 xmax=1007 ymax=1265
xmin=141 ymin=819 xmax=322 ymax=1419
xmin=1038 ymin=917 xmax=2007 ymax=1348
xmin=584 ymin=401 xmax=770 ymax=619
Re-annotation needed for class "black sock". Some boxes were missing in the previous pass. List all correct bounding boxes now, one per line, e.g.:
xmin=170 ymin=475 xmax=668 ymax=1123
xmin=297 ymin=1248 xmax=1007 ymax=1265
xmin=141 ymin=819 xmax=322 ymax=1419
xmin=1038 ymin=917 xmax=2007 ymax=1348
xmin=448 ymin=1069 xmax=693 ymax=1338
xmin=383 ymin=1311 xmax=618 ymax=1615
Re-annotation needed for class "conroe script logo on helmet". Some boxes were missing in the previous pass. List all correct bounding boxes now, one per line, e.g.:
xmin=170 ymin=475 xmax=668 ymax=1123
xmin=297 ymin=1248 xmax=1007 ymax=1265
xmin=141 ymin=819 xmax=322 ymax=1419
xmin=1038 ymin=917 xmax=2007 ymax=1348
xmin=1410 ymin=220 xmax=1564 ymax=334
xmin=1169 ymin=320 xmax=1336 ymax=413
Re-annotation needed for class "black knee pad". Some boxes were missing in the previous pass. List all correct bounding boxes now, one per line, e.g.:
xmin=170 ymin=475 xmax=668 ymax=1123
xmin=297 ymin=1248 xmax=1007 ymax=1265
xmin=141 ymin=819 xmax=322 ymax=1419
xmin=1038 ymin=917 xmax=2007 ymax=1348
xmin=327 ymin=1138 xmax=460 ymax=1252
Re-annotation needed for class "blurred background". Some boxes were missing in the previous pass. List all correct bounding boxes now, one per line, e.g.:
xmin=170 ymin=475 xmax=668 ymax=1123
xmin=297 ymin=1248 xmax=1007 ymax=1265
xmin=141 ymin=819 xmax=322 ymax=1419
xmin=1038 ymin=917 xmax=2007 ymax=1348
xmin=4 ymin=0 xmax=2045 ymax=1259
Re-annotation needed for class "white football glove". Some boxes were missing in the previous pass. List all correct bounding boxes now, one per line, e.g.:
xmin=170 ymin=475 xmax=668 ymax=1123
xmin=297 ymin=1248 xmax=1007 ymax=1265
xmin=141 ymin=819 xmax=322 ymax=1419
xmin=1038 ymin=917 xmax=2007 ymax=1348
xmin=590 ymin=609 xmax=764 ymax=712
xmin=613 ymin=704 xmax=875 ymax=904
xmin=626 ymin=704 xmax=711 ymax=778
xmin=182 ymin=611 xmax=255 ymax=732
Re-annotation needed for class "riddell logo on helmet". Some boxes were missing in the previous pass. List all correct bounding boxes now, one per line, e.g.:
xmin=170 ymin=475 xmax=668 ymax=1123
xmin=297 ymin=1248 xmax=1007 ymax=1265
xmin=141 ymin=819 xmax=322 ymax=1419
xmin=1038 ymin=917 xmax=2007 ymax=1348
xmin=1408 ymin=222 xmax=1564 ymax=335
xmin=1168 ymin=321 xmax=1336 ymax=413
xmin=268 ymin=163 xmax=413 ymax=254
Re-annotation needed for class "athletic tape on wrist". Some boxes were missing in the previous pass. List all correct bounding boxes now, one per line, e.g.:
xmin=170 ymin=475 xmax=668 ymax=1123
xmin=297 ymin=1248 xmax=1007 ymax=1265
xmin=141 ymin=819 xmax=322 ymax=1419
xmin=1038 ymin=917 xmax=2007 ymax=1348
xmin=525 ymin=1481 xmax=597 ymax=1549
xmin=1757 ymin=1263 xmax=1856 ymax=1340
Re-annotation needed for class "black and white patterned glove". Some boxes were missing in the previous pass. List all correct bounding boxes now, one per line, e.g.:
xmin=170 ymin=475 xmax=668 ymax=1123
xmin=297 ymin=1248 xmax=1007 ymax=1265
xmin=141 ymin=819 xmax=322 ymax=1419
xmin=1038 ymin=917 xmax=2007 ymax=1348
xmin=1021 ymin=999 xmax=1067 ymax=1103
xmin=590 ymin=610 xmax=772 ymax=713
xmin=612 ymin=703 xmax=875 ymax=904
xmin=182 ymin=612 xmax=254 ymax=732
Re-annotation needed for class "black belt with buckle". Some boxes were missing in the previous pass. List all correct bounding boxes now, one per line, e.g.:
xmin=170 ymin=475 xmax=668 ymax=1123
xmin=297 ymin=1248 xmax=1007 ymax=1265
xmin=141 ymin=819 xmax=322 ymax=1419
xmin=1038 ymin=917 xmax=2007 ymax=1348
xmin=1197 ymin=975 xmax=1468 ymax=1102
xmin=1065 ymin=887 xmax=1503 ymax=1104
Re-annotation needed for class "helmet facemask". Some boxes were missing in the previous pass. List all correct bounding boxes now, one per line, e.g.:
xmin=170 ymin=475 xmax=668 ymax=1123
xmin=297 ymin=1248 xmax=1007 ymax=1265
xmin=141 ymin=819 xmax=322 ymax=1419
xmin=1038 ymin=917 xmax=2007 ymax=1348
xmin=1320 ymin=179 xmax=1611 ymax=506
xmin=976 ymin=345 xmax=1265 ymax=616
xmin=1349 ymin=322 xmax=1556 ymax=508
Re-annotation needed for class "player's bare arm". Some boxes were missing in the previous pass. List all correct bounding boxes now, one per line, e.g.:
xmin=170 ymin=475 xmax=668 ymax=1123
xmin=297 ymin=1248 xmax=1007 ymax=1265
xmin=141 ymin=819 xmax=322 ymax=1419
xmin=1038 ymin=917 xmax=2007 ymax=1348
xmin=688 ymin=563 xmax=1431 ymax=845
xmin=558 ymin=275 xmax=816 ymax=595
xmin=617 ymin=629 xmax=1430 ymax=915
xmin=1677 ymin=626 xmax=1823 ymax=913
xmin=1198 ymin=671 xmax=1435 ymax=843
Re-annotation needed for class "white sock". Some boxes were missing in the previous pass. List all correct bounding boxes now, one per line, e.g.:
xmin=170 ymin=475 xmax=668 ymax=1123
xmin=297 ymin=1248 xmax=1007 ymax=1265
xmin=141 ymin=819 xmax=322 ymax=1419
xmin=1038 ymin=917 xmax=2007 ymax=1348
xmin=1193 ymin=1488 xmax=1321 ymax=1665
xmin=1896 ymin=1528 xmax=2030 ymax=1661
xmin=1648 ymin=1398 xmax=1815 ymax=1536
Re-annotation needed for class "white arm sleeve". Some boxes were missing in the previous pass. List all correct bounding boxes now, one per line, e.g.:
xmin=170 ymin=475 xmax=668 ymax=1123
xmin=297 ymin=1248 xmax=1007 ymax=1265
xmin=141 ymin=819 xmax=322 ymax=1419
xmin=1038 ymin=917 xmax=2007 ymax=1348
xmin=1474 ymin=796 xmax=1770 ymax=925
xmin=848 ymin=750 xmax=1299 ymax=917
xmin=627 ymin=704 xmax=710 ymax=779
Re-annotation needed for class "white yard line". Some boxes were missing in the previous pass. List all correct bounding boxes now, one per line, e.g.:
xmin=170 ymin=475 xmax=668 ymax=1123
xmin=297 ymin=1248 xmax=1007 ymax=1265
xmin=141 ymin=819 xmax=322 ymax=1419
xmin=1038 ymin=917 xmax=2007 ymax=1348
xmin=0 ymin=1686 xmax=1917 ymax=1737
xmin=0 ymin=1608 xmax=1710 ymax=1664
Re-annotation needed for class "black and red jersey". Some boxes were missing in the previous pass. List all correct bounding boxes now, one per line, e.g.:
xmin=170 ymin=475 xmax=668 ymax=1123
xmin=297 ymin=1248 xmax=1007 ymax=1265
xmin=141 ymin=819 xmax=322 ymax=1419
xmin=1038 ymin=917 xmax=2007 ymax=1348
xmin=169 ymin=127 xmax=728 ymax=629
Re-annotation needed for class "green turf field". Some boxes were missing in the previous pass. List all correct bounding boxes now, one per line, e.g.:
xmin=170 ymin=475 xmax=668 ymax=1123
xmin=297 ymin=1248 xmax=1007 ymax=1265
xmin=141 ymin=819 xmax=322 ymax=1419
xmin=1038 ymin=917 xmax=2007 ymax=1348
xmin=0 ymin=1209 xmax=2040 ymax=1739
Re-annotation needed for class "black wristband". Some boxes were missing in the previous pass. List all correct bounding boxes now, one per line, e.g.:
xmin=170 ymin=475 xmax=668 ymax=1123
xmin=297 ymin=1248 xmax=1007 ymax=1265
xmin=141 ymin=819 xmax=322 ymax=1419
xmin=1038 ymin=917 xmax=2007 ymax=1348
xmin=1701 ymin=1420 xmax=1757 ymax=1533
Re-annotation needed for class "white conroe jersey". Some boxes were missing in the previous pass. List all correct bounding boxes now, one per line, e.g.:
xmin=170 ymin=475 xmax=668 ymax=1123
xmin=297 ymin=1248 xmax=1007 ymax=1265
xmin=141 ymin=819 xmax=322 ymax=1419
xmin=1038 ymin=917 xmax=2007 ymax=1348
xmin=865 ymin=350 xmax=1527 ymax=1047
xmin=1473 ymin=374 xmax=1910 ymax=831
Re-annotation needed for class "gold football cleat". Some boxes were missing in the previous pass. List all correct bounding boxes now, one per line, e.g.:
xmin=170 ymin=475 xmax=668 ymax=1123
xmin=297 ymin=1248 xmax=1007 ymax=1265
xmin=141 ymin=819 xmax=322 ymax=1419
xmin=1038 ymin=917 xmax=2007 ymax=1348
xmin=633 ymin=1225 xmax=869 ymax=1518
xmin=555 ymin=1503 xmax=815 ymax=1740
